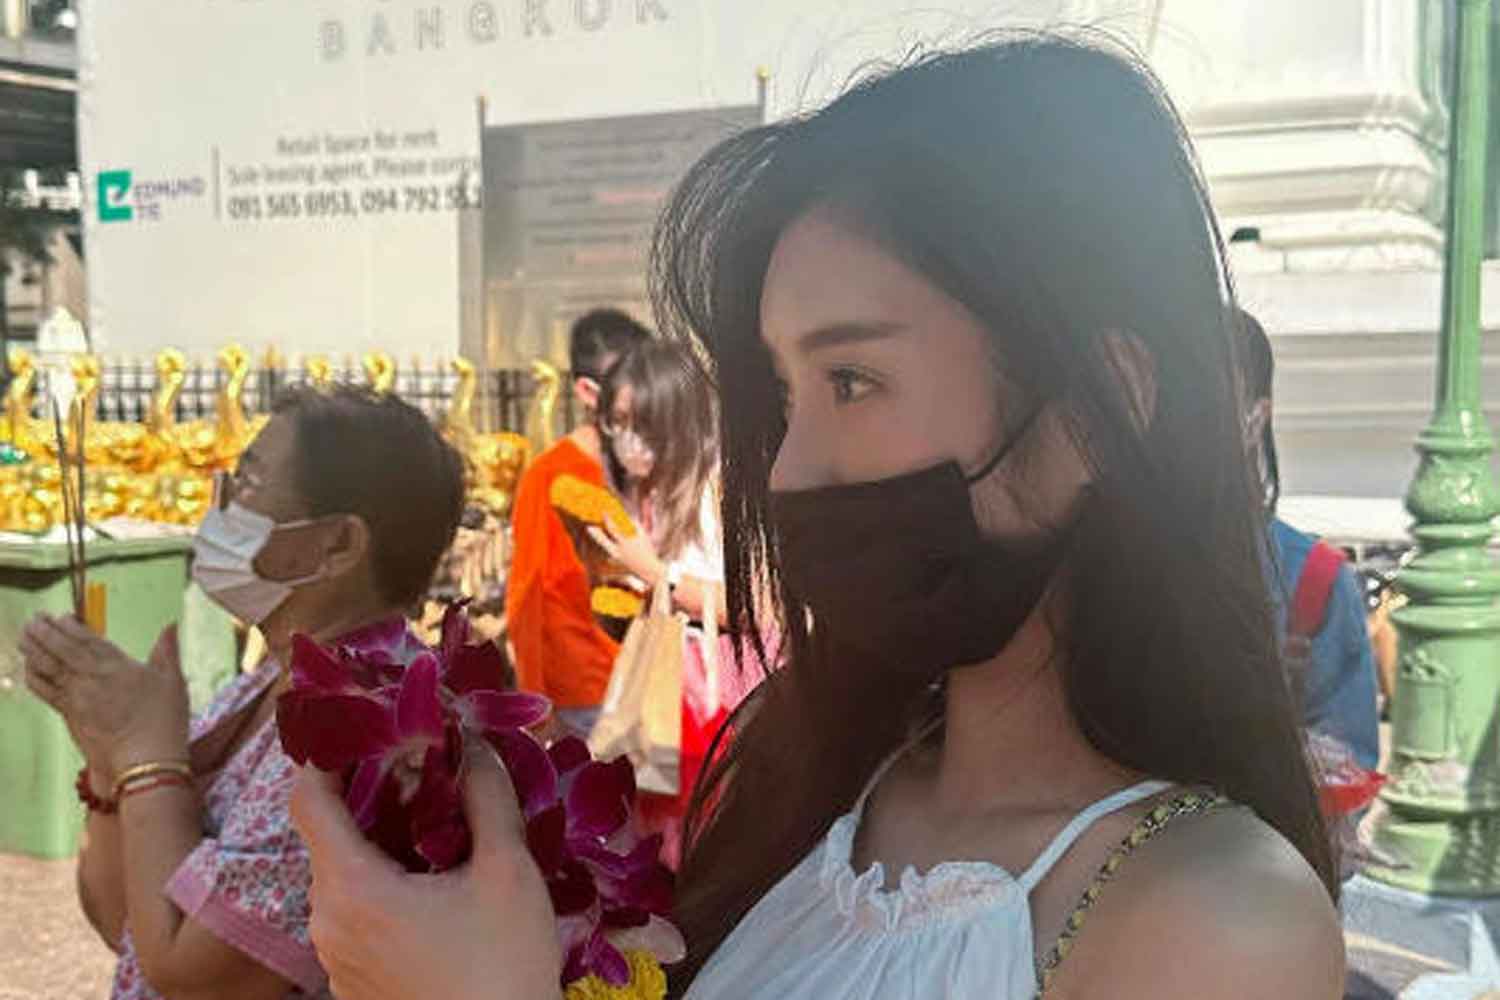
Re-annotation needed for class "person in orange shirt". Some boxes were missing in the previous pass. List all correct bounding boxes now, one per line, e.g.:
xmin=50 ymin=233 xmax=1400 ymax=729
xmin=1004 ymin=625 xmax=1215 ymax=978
xmin=505 ymin=308 xmax=650 ymax=738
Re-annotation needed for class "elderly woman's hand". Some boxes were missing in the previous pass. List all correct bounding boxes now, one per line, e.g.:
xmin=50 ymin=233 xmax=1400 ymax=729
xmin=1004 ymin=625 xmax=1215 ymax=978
xmin=291 ymin=744 xmax=563 ymax=1000
xmin=20 ymin=616 xmax=190 ymax=778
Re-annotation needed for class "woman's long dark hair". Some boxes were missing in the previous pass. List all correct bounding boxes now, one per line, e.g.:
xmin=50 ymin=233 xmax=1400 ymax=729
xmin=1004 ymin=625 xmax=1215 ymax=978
xmin=650 ymin=32 xmax=1334 ymax=990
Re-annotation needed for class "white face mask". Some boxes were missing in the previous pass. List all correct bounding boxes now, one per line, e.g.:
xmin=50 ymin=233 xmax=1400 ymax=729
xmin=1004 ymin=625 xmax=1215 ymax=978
xmin=192 ymin=502 xmax=326 ymax=626
xmin=610 ymin=428 xmax=656 ymax=480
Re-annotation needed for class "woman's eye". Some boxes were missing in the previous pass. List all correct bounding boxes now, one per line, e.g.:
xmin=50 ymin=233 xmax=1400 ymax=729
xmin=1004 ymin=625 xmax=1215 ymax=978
xmin=828 ymin=367 xmax=877 ymax=406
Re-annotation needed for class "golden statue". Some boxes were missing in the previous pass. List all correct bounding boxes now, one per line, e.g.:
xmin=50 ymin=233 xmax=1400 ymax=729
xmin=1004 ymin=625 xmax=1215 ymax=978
xmin=0 ymin=345 xmax=566 ymax=532
xmin=217 ymin=344 xmax=252 ymax=444
xmin=141 ymin=349 xmax=222 ymax=475
xmin=214 ymin=343 xmax=267 ymax=463
xmin=525 ymin=359 xmax=561 ymax=455
xmin=444 ymin=357 xmax=530 ymax=515
xmin=363 ymin=352 xmax=397 ymax=395
xmin=444 ymin=357 xmax=480 ymax=447
xmin=148 ymin=349 xmax=187 ymax=436
xmin=65 ymin=359 xmax=148 ymax=474
xmin=304 ymin=356 xmax=334 ymax=390
xmin=4 ymin=349 xmax=39 ymax=448
xmin=68 ymin=354 xmax=102 ymax=454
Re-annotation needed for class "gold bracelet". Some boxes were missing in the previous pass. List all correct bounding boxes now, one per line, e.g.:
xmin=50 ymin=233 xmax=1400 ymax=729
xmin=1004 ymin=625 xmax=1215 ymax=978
xmin=119 ymin=773 xmax=192 ymax=803
xmin=112 ymin=760 xmax=192 ymax=801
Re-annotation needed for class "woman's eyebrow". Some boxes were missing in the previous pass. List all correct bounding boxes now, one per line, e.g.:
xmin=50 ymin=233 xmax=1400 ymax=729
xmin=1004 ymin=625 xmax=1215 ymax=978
xmin=795 ymin=321 xmax=908 ymax=355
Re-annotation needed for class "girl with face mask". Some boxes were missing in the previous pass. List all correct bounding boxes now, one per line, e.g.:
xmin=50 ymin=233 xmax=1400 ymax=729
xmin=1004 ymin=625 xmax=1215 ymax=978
xmin=588 ymin=340 xmax=769 ymax=867
xmin=292 ymin=34 xmax=1344 ymax=1000
xmin=20 ymin=385 xmax=465 ymax=1000
xmin=592 ymin=339 xmax=723 ymax=614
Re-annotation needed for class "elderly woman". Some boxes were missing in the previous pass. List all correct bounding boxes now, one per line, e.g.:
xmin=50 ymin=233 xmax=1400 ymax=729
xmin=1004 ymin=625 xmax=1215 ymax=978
xmin=20 ymin=385 xmax=464 ymax=1000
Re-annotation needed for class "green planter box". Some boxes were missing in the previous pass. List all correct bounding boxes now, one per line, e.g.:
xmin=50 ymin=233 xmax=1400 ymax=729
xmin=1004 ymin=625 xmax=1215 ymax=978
xmin=0 ymin=536 xmax=196 ymax=859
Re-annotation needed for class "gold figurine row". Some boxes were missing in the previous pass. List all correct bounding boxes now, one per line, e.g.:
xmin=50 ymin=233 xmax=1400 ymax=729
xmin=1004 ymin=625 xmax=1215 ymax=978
xmin=0 ymin=347 xmax=556 ymax=535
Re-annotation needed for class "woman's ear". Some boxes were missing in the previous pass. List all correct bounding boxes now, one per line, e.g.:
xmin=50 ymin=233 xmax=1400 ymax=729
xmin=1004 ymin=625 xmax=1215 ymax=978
xmin=323 ymin=514 xmax=372 ymax=580
xmin=574 ymin=376 xmax=601 ymax=413
xmin=1098 ymin=331 xmax=1157 ymax=435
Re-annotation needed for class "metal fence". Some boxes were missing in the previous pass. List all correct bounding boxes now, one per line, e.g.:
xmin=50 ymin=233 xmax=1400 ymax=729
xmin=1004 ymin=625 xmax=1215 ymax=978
xmin=28 ymin=362 xmax=577 ymax=434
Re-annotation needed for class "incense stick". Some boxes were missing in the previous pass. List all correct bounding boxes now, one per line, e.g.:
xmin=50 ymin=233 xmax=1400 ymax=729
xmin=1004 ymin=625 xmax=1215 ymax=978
xmin=50 ymin=402 xmax=77 ymax=609
xmin=59 ymin=403 xmax=82 ymax=615
xmin=50 ymin=400 xmax=84 ymax=617
xmin=73 ymin=403 xmax=87 ymax=597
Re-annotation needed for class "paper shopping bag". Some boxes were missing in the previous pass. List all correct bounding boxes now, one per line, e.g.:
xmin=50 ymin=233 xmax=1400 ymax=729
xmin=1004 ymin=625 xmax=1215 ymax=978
xmin=588 ymin=579 xmax=683 ymax=794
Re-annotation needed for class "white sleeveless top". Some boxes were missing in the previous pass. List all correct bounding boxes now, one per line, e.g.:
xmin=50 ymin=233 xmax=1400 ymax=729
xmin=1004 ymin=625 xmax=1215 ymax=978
xmin=684 ymin=749 xmax=1171 ymax=1000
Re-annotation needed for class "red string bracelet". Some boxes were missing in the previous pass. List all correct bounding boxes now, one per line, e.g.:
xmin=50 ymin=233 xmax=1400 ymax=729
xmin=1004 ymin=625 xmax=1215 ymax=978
xmin=75 ymin=767 xmax=119 ymax=815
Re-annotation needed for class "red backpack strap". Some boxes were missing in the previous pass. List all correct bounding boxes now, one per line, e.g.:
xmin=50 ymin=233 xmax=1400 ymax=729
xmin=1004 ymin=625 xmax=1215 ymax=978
xmin=1288 ymin=541 xmax=1347 ymax=639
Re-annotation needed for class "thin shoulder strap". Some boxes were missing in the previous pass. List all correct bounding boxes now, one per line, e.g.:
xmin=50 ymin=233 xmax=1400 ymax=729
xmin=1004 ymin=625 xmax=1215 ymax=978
xmin=1035 ymin=789 xmax=1229 ymax=998
xmin=853 ymin=716 xmax=944 ymax=814
xmin=1018 ymin=780 xmax=1172 ymax=892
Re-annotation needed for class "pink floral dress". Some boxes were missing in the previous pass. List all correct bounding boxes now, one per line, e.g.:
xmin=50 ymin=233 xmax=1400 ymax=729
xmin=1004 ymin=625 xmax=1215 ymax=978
xmin=111 ymin=659 xmax=325 ymax=998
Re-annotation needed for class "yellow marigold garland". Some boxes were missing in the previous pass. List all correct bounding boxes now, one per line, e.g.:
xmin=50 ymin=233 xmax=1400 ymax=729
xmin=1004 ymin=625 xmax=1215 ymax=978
xmin=592 ymin=586 xmax=645 ymax=620
xmin=550 ymin=474 xmax=636 ymax=538
xmin=563 ymin=951 xmax=667 ymax=1000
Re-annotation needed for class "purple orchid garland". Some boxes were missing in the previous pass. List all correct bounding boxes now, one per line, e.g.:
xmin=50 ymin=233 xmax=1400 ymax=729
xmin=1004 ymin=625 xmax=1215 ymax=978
xmin=276 ymin=605 xmax=685 ymax=987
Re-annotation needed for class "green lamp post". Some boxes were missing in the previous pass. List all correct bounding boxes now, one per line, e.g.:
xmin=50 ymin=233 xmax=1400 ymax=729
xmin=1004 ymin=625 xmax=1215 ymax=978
xmin=1368 ymin=0 xmax=1500 ymax=896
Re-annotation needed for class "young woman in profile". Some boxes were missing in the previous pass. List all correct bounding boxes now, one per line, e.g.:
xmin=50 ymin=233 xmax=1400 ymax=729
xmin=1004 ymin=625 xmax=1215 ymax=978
xmin=291 ymin=32 xmax=1346 ymax=1000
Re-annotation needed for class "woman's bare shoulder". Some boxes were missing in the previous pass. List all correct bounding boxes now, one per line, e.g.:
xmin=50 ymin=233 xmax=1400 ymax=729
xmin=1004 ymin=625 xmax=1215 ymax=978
xmin=1049 ymin=804 xmax=1345 ymax=1000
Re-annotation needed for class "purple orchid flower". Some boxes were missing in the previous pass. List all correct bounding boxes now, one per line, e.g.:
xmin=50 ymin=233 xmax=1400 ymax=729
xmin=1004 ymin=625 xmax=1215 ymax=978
xmin=494 ymin=734 xmax=684 ymax=985
xmin=277 ymin=605 xmax=683 ymax=989
xmin=277 ymin=610 xmax=545 ymax=872
xmin=335 ymin=616 xmax=431 ymax=669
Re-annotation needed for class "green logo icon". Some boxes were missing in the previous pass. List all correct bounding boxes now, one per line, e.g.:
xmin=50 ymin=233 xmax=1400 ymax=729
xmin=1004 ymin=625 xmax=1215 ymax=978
xmin=98 ymin=170 xmax=133 ymax=222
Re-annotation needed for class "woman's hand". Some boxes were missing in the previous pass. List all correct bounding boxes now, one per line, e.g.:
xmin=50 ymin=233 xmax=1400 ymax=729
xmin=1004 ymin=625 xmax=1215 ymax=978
xmin=291 ymin=744 xmax=562 ymax=1000
xmin=588 ymin=516 xmax=665 ymax=588
xmin=21 ymin=617 xmax=189 ymax=777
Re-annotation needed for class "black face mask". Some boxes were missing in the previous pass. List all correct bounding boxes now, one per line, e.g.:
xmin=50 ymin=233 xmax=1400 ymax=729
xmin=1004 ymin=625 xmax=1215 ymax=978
xmin=770 ymin=422 xmax=1068 ymax=681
